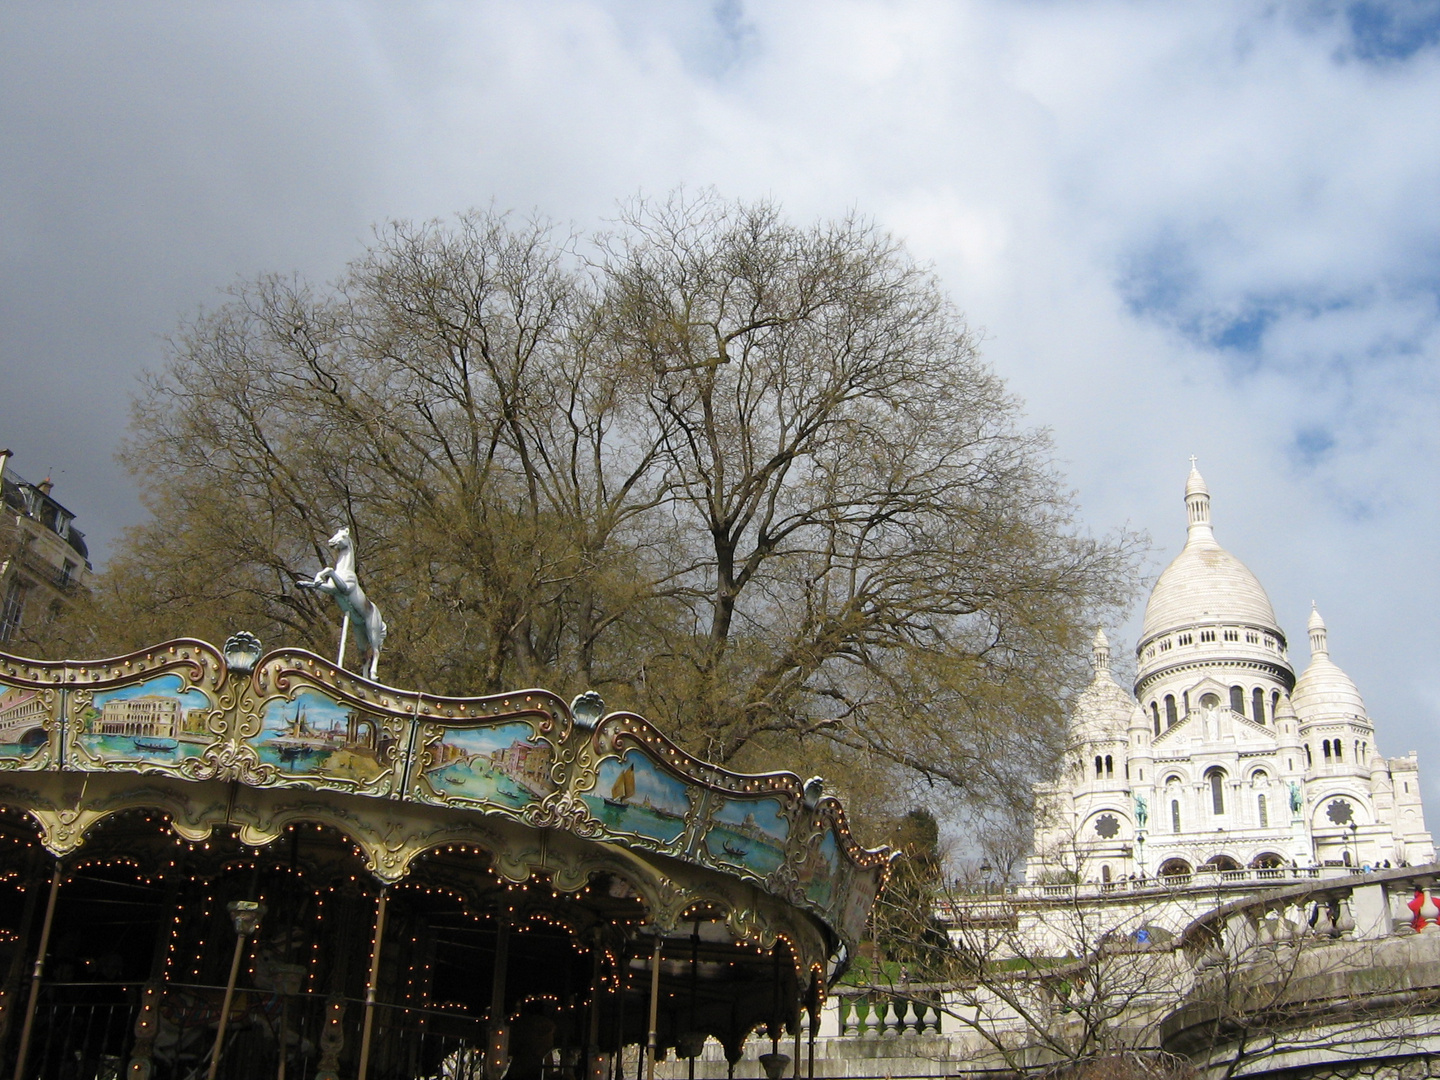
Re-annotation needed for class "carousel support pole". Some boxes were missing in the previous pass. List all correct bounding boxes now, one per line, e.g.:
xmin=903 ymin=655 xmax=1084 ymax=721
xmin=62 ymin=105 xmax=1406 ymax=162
xmin=793 ymin=993 xmax=802 ymax=1080
xmin=11 ymin=861 xmax=61 ymax=1080
xmin=336 ymin=614 xmax=350 ymax=669
xmin=806 ymin=978 xmax=819 ymax=1080
xmin=483 ymin=913 xmax=512 ymax=1080
xmin=645 ymin=935 xmax=663 ymax=1080
xmin=587 ymin=930 xmax=604 ymax=1080
xmin=207 ymin=900 xmax=265 ymax=1080
xmin=356 ymin=887 xmax=390 ymax=1080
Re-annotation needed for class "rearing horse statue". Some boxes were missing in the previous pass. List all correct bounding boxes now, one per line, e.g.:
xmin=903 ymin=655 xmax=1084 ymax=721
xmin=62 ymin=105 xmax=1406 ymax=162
xmin=297 ymin=527 xmax=387 ymax=681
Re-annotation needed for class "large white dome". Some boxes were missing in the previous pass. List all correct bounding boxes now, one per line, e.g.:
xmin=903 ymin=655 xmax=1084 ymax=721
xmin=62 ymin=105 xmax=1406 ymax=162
xmin=1139 ymin=467 xmax=1284 ymax=645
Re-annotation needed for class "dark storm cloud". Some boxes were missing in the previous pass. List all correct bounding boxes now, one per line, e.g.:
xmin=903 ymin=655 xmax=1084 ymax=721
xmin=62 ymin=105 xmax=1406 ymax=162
xmin=0 ymin=3 xmax=401 ymax=558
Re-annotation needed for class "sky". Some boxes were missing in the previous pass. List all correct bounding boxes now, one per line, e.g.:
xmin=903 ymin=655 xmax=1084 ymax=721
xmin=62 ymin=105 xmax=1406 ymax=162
xmin=2 ymin=1 xmax=1439 ymax=803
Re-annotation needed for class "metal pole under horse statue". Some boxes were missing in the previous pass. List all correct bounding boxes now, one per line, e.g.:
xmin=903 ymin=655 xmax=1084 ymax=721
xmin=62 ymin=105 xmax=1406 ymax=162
xmin=297 ymin=527 xmax=387 ymax=681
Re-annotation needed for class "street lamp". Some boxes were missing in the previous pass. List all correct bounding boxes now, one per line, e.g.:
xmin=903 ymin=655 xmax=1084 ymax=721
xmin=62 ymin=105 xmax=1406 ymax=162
xmin=1348 ymin=822 xmax=1360 ymax=868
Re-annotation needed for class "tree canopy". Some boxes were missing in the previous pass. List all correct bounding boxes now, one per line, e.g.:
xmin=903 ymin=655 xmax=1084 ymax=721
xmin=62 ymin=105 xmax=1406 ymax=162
xmin=46 ymin=192 xmax=1142 ymax=828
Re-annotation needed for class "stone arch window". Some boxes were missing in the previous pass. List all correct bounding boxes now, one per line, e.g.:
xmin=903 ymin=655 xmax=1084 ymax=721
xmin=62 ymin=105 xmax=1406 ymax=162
xmin=1160 ymin=857 xmax=1191 ymax=878
xmin=1322 ymin=741 xmax=1331 ymax=761
xmin=1335 ymin=740 xmax=1342 ymax=761
xmin=1105 ymin=754 xmax=1114 ymax=778
xmin=1178 ymin=632 xmax=1193 ymax=646
xmin=1207 ymin=768 xmax=1226 ymax=814
xmin=1230 ymin=686 xmax=1246 ymax=715
xmin=1253 ymin=687 xmax=1266 ymax=725
xmin=1164 ymin=695 xmax=1177 ymax=728
xmin=1095 ymin=755 xmax=1104 ymax=778
xmin=1257 ymin=793 xmax=1268 ymax=827
xmin=1101 ymin=864 xmax=1112 ymax=883
xmin=1171 ymin=799 xmax=1181 ymax=832
xmin=1224 ymin=629 xmax=1238 ymax=642
xmin=1306 ymin=745 xmax=1313 ymax=766
xmin=1151 ymin=702 xmax=1160 ymax=735
xmin=1200 ymin=630 xmax=1215 ymax=643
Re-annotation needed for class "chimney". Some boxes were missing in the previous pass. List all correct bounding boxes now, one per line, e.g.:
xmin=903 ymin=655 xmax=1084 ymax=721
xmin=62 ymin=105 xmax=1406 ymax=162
xmin=37 ymin=477 xmax=52 ymax=497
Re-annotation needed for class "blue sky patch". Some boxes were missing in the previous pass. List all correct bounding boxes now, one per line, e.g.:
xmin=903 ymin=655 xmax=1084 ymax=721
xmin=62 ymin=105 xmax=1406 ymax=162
xmin=1293 ymin=425 xmax=1337 ymax=467
xmin=1344 ymin=0 xmax=1440 ymax=62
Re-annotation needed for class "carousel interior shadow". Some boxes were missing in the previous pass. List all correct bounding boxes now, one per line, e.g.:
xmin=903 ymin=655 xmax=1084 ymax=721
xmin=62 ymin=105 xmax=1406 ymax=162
xmin=0 ymin=810 xmax=815 ymax=1080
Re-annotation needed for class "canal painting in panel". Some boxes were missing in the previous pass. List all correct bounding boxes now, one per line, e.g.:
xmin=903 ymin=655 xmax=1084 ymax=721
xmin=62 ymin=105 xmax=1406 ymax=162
xmin=79 ymin=675 xmax=213 ymax=766
xmin=253 ymin=690 xmax=392 ymax=784
xmin=704 ymin=797 xmax=790 ymax=877
xmin=583 ymin=751 xmax=691 ymax=846
xmin=420 ymin=721 xmax=555 ymax=811
xmin=0 ymin=681 xmax=52 ymax=763
xmin=799 ymin=829 xmax=841 ymax=908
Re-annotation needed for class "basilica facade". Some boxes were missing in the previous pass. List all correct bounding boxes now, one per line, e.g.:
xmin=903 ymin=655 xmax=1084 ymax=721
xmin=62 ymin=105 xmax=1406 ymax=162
xmin=1028 ymin=466 xmax=1433 ymax=884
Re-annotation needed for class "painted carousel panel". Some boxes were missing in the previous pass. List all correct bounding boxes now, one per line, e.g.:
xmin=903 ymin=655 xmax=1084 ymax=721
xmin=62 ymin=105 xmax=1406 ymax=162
xmin=417 ymin=720 xmax=557 ymax=811
xmin=583 ymin=750 xmax=692 ymax=846
xmin=251 ymin=688 xmax=396 ymax=789
xmin=798 ymin=828 xmax=842 ymax=908
xmin=76 ymin=674 xmax=214 ymax=768
xmin=0 ymin=681 xmax=52 ymax=765
xmin=704 ymin=796 xmax=791 ymax=878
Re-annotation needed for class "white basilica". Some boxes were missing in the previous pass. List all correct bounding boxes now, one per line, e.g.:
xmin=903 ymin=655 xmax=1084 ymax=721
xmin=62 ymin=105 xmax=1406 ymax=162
xmin=1028 ymin=465 xmax=1433 ymax=885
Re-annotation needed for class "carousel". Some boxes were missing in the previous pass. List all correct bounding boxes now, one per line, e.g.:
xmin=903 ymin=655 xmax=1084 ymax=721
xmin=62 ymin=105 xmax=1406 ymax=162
xmin=0 ymin=630 xmax=889 ymax=1079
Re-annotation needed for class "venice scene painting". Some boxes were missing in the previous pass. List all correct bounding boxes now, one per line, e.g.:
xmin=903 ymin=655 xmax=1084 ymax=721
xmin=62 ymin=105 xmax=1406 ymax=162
xmin=0 ymin=682 xmax=50 ymax=760
xmin=583 ymin=751 xmax=691 ymax=844
xmin=799 ymin=829 xmax=841 ymax=908
xmin=420 ymin=720 xmax=555 ymax=810
xmin=704 ymin=796 xmax=790 ymax=877
xmin=253 ymin=690 xmax=391 ymax=783
xmin=79 ymin=674 xmax=212 ymax=765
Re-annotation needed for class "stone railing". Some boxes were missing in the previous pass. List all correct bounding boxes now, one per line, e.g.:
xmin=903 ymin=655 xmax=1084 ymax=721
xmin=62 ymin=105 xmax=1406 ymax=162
xmin=1162 ymin=862 xmax=1440 ymax=1077
xmin=1026 ymin=865 xmax=1324 ymax=901
xmin=834 ymin=988 xmax=945 ymax=1036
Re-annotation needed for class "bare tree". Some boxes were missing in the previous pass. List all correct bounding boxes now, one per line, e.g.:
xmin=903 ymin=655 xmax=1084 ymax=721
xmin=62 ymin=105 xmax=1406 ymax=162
xmin=42 ymin=191 xmax=1142 ymax=826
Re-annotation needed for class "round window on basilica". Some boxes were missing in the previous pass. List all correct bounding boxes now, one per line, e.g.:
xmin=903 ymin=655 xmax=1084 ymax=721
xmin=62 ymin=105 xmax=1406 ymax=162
xmin=1094 ymin=813 xmax=1121 ymax=839
xmin=1326 ymin=798 xmax=1355 ymax=826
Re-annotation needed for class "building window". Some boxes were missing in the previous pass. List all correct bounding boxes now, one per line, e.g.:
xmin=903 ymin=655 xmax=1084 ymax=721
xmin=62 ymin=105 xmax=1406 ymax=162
xmin=1151 ymin=702 xmax=1160 ymax=735
xmin=0 ymin=579 xmax=25 ymax=643
xmin=1164 ymin=695 xmax=1177 ymax=728
xmin=1224 ymin=629 xmax=1238 ymax=642
xmin=1334 ymin=740 xmax=1342 ymax=762
xmin=1258 ymin=794 xmax=1268 ymax=827
xmin=1171 ymin=800 xmax=1181 ymax=832
xmin=1095 ymin=755 xmax=1104 ymax=779
xmin=1253 ymin=687 xmax=1266 ymax=725
xmin=1178 ymin=632 xmax=1193 ymax=645
xmin=1230 ymin=686 xmax=1245 ymax=715
xmin=1101 ymin=864 xmax=1112 ymax=883
xmin=1200 ymin=629 xmax=1215 ymax=642
xmin=1208 ymin=770 xmax=1226 ymax=814
xmin=1105 ymin=754 xmax=1113 ymax=778
xmin=1246 ymin=631 xmax=1259 ymax=644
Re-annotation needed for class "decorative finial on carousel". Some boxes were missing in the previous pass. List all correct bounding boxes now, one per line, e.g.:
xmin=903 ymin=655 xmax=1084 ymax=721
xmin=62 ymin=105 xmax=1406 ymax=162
xmin=803 ymin=776 xmax=825 ymax=810
xmin=222 ymin=631 xmax=263 ymax=676
xmin=570 ymin=690 xmax=606 ymax=729
xmin=297 ymin=526 xmax=387 ymax=681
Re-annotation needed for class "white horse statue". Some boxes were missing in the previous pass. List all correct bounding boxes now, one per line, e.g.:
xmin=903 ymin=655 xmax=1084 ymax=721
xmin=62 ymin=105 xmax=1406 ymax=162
xmin=297 ymin=527 xmax=387 ymax=680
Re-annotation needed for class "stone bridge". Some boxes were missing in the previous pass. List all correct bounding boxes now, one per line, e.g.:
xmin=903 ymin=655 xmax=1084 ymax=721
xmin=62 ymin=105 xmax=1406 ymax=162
xmin=1163 ymin=863 xmax=1440 ymax=1079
